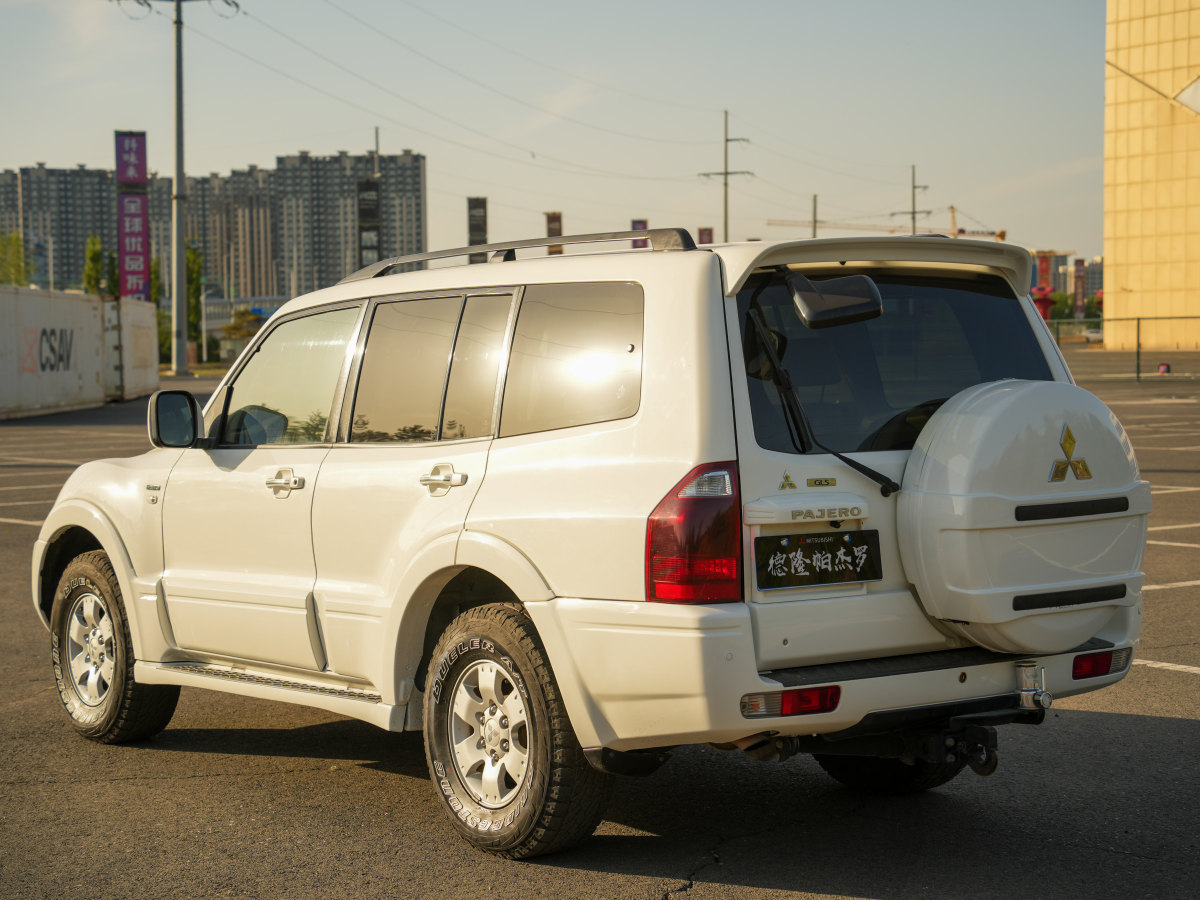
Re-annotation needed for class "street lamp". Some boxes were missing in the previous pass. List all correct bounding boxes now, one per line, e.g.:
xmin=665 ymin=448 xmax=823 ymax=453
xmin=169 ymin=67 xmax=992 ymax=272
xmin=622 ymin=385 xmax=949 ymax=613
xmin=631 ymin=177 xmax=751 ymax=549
xmin=122 ymin=0 xmax=239 ymax=375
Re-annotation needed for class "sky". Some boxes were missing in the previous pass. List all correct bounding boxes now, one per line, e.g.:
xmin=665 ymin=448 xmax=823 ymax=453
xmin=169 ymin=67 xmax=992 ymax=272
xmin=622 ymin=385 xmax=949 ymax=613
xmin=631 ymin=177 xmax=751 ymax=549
xmin=1 ymin=0 xmax=1106 ymax=259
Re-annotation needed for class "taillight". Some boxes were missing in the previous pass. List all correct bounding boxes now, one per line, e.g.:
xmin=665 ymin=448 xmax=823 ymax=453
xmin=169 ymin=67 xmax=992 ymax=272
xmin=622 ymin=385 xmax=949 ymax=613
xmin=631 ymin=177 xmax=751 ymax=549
xmin=646 ymin=462 xmax=742 ymax=604
xmin=741 ymin=686 xmax=841 ymax=718
xmin=1072 ymin=650 xmax=1114 ymax=679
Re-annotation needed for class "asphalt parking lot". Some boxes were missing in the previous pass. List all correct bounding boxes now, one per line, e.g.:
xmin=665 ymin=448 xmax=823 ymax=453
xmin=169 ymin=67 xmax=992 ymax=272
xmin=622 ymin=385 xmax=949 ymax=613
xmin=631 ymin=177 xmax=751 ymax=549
xmin=1 ymin=366 xmax=1197 ymax=899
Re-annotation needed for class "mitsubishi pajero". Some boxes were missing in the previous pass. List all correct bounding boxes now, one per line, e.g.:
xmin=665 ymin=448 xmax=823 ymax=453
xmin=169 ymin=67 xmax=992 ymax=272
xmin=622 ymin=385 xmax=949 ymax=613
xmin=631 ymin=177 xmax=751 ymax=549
xmin=33 ymin=229 xmax=1149 ymax=858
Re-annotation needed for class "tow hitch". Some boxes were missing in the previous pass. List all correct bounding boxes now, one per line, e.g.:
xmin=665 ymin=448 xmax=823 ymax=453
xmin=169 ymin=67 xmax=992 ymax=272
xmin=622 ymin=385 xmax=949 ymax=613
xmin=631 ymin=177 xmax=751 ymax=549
xmin=734 ymin=722 xmax=1003 ymax=776
xmin=936 ymin=724 xmax=998 ymax=776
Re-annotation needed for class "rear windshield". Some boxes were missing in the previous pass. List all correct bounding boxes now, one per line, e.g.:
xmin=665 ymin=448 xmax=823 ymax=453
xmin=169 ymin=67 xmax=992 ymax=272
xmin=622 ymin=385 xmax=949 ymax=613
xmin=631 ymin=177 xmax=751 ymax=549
xmin=738 ymin=272 xmax=1053 ymax=453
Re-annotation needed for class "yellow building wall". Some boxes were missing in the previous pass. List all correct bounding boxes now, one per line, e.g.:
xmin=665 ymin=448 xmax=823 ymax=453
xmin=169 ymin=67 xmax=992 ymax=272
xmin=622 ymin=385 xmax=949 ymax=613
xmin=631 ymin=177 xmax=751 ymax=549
xmin=1105 ymin=0 xmax=1200 ymax=349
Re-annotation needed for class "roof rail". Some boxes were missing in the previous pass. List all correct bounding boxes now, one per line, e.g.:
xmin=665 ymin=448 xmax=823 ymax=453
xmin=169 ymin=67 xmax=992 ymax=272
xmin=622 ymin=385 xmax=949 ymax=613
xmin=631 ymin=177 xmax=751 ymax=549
xmin=339 ymin=228 xmax=697 ymax=284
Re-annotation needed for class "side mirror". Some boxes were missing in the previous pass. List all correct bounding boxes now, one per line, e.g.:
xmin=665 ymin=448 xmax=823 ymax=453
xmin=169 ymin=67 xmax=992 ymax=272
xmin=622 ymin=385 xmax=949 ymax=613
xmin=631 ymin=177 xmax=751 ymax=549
xmin=148 ymin=390 xmax=203 ymax=448
xmin=785 ymin=271 xmax=882 ymax=329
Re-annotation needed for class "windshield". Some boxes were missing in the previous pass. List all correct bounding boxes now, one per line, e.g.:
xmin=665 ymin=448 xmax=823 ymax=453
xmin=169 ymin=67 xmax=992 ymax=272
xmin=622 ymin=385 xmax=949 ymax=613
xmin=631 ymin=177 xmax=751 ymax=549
xmin=738 ymin=272 xmax=1053 ymax=453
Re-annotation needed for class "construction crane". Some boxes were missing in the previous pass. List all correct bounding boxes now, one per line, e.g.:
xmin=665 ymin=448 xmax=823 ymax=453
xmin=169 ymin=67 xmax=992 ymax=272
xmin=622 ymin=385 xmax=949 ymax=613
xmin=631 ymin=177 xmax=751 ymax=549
xmin=765 ymin=218 xmax=910 ymax=235
xmin=766 ymin=207 xmax=1006 ymax=241
xmin=948 ymin=206 xmax=1005 ymax=241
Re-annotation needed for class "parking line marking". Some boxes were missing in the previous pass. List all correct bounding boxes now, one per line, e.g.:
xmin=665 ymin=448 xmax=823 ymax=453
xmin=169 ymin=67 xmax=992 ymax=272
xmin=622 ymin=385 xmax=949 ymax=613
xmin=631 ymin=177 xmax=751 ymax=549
xmin=1148 ymin=522 xmax=1200 ymax=532
xmin=0 ymin=483 xmax=62 ymax=493
xmin=0 ymin=516 xmax=42 ymax=526
xmin=1138 ymin=446 xmax=1200 ymax=451
xmin=1151 ymin=486 xmax=1200 ymax=494
xmin=1143 ymin=579 xmax=1200 ymax=592
xmin=0 ymin=455 xmax=90 ymax=465
xmin=0 ymin=498 xmax=56 ymax=508
xmin=1146 ymin=539 xmax=1200 ymax=548
xmin=1134 ymin=659 xmax=1200 ymax=676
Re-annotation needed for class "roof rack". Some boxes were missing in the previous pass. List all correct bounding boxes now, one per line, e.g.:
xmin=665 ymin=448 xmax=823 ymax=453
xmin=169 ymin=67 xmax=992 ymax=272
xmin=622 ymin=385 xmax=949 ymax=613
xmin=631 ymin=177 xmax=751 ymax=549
xmin=339 ymin=228 xmax=697 ymax=284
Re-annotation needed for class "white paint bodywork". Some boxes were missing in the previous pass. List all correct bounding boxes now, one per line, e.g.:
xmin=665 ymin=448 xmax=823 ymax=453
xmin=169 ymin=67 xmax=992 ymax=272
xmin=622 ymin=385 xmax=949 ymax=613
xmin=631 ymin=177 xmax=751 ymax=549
xmin=31 ymin=236 xmax=1145 ymax=752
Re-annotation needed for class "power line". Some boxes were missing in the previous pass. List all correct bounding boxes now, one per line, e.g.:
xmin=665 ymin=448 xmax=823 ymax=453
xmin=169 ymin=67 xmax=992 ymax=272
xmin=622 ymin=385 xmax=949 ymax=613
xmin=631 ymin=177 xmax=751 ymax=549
xmin=730 ymin=112 xmax=902 ymax=171
xmin=393 ymin=0 xmax=719 ymax=115
xmin=178 ymin=14 xmax=694 ymax=182
xmin=320 ymin=0 xmax=713 ymax=146
xmin=238 ymin=6 xmax=695 ymax=179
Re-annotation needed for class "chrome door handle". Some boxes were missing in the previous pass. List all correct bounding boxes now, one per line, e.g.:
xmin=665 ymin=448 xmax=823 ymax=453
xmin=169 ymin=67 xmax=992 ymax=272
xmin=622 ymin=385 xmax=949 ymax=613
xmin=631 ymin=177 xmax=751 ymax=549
xmin=419 ymin=469 xmax=468 ymax=487
xmin=266 ymin=468 xmax=305 ymax=492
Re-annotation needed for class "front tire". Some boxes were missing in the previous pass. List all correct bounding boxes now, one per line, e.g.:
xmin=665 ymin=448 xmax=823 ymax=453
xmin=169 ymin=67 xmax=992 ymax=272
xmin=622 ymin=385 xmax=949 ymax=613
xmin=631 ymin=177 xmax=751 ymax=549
xmin=814 ymin=753 xmax=966 ymax=795
xmin=423 ymin=603 xmax=612 ymax=858
xmin=50 ymin=551 xmax=179 ymax=743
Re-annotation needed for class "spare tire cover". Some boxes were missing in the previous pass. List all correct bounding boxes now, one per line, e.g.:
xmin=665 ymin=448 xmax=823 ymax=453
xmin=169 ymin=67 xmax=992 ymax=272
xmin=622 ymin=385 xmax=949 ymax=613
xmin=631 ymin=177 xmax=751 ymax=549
xmin=897 ymin=380 xmax=1150 ymax=654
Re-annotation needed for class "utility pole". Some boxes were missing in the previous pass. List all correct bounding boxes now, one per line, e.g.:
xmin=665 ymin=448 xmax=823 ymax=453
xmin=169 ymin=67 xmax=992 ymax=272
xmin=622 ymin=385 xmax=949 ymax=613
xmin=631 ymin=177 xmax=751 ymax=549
xmin=699 ymin=110 xmax=751 ymax=242
xmin=171 ymin=0 xmax=187 ymax=374
xmin=910 ymin=164 xmax=927 ymax=235
xmin=889 ymin=164 xmax=931 ymax=234
xmin=123 ymin=0 xmax=240 ymax=374
xmin=812 ymin=195 xmax=817 ymax=239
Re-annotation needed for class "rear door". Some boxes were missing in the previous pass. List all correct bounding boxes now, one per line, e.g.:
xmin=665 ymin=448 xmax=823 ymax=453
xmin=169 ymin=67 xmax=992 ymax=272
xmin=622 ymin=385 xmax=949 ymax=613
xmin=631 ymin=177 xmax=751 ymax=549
xmin=728 ymin=269 xmax=1057 ymax=669
xmin=311 ymin=290 xmax=514 ymax=687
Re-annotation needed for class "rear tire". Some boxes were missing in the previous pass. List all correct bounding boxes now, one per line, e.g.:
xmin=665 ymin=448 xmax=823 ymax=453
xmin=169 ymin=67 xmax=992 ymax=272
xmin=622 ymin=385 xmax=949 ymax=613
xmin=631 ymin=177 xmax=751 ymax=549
xmin=814 ymin=753 xmax=966 ymax=795
xmin=50 ymin=551 xmax=179 ymax=743
xmin=423 ymin=603 xmax=612 ymax=858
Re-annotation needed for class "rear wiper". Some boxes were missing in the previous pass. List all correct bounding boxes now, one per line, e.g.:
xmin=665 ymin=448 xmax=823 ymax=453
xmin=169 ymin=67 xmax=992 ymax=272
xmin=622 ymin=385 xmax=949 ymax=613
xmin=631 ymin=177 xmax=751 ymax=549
xmin=746 ymin=307 xmax=901 ymax=498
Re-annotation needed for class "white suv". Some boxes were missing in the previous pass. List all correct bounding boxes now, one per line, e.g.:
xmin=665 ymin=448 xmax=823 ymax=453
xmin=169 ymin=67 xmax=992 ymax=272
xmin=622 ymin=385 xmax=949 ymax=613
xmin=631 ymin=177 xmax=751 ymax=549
xmin=33 ymin=229 xmax=1149 ymax=858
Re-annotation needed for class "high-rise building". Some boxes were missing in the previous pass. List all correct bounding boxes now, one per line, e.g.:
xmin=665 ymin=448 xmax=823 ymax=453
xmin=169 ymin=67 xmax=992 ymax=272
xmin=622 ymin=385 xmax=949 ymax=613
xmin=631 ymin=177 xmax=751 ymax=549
xmin=13 ymin=163 xmax=118 ymax=291
xmin=1105 ymin=0 xmax=1200 ymax=349
xmin=0 ymin=147 xmax=426 ymax=301
xmin=274 ymin=149 xmax=425 ymax=296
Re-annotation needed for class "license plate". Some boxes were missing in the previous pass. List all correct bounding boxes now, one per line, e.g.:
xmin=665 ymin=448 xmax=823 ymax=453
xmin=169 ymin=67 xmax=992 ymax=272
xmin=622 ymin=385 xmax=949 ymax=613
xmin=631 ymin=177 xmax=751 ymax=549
xmin=755 ymin=530 xmax=882 ymax=590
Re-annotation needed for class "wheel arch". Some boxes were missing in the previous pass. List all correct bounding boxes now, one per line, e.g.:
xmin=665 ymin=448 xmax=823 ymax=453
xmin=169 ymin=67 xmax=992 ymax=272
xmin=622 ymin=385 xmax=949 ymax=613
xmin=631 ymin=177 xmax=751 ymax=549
xmin=34 ymin=502 xmax=143 ymax=653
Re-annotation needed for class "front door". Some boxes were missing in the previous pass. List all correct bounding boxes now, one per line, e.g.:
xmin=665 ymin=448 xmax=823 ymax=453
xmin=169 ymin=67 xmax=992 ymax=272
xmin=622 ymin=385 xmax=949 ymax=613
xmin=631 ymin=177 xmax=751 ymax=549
xmin=161 ymin=304 xmax=362 ymax=670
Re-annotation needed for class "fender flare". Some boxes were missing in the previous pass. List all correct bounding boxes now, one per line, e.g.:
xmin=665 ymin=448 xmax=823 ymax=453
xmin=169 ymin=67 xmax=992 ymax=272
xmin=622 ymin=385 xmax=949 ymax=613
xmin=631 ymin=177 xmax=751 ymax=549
xmin=455 ymin=531 xmax=554 ymax=602
xmin=375 ymin=530 xmax=555 ymax=709
xmin=34 ymin=500 xmax=151 ymax=659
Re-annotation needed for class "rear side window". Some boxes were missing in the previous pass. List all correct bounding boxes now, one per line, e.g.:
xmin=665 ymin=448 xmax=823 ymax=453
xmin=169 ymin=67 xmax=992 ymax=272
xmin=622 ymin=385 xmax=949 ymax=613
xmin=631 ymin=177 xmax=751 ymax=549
xmin=500 ymin=282 xmax=644 ymax=437
xmin=739 ymin=273 xmax=1052 ymax=453
xmin=442 ymin=295 xmax=512 ymax=439
xmin=350 ymin=297 xmax=462 ymax=442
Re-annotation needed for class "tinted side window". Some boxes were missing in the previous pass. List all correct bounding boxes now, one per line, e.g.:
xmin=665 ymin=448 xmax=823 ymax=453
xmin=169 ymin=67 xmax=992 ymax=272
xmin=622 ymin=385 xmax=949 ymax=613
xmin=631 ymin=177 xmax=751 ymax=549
xmin=221 ymin=306 xmax=360 ymax=445
xmin=350 ymin=296 xmax=462 ymax=442
xmin=442 ymin=294 xmax=512 ymax=440
xmin=500 ymin=282 xmax=644 ymax=438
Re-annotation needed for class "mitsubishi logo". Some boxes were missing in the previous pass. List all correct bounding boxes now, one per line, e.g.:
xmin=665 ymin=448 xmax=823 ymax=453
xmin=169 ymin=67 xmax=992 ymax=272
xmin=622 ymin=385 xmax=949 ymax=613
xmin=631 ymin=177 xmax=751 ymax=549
xmin=1049 ymin=425 xmax=1092 ymax=482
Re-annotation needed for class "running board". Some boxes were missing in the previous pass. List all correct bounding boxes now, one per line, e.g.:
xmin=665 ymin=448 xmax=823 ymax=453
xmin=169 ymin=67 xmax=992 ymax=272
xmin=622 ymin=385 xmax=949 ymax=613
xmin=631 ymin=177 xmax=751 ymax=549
xmin=135 ymin=661 xmax=406 ymax=731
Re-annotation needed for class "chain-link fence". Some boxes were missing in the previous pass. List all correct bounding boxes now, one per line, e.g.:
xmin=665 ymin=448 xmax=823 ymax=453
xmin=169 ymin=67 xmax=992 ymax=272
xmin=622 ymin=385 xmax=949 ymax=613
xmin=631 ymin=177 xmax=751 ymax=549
xmin=1047 ymin=316 xmax=1200 ymax=382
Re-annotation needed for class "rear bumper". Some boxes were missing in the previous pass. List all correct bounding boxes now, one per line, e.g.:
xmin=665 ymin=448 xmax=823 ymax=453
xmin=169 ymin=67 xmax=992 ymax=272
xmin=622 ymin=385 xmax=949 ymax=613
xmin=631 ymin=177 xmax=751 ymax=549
xmin=528 ymin=598 xmax=1135 ymax=752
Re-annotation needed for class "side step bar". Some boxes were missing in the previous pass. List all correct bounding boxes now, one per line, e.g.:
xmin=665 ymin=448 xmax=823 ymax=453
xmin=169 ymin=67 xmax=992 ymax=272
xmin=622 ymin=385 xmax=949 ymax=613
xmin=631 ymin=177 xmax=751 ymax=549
xmin=135 ymin=661 xmax=407 ymax=731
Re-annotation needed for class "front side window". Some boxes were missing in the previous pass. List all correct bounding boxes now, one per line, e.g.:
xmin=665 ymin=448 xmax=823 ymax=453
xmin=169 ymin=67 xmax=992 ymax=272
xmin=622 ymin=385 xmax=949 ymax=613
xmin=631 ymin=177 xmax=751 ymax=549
xmin=221 ymin=305 xmax=360 ymax=445
xmin=739 ymin=273 xmax=1053 ymax=453
xmin=500 ymin=282 xmax=644 ymax=437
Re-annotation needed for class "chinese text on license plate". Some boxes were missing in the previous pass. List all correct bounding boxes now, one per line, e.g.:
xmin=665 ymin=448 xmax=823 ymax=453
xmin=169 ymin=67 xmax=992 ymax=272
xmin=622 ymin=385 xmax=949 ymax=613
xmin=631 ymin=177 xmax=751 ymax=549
xmin=754 ymin=530 xmax=882 ymax=590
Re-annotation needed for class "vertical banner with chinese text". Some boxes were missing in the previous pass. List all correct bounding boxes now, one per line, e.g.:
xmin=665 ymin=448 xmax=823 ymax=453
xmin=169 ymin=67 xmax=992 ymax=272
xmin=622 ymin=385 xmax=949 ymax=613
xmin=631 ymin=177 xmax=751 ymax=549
xmin=631 ymin=218 xmax=648 ymax=249
xmin=358 ymin=179 xmax=381 ymax=269
xmin=1036 ymin=253 xmax=1052 ymax=291
xmin=545 ymin=211 xmax=563 ymax=255
xmin=468 ymin=197 xmax=487 ymax=263
xmin=1073 ymin=258 xmax=1086 ymax=320
xmin=115 ymin=131 xmax=149 ymax=301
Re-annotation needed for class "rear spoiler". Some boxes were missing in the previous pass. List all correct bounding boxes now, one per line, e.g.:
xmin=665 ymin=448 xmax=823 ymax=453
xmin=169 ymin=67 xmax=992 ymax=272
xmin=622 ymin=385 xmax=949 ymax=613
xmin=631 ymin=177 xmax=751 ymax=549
xmin=715 ymin=237 xmax=1032 ymax=299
